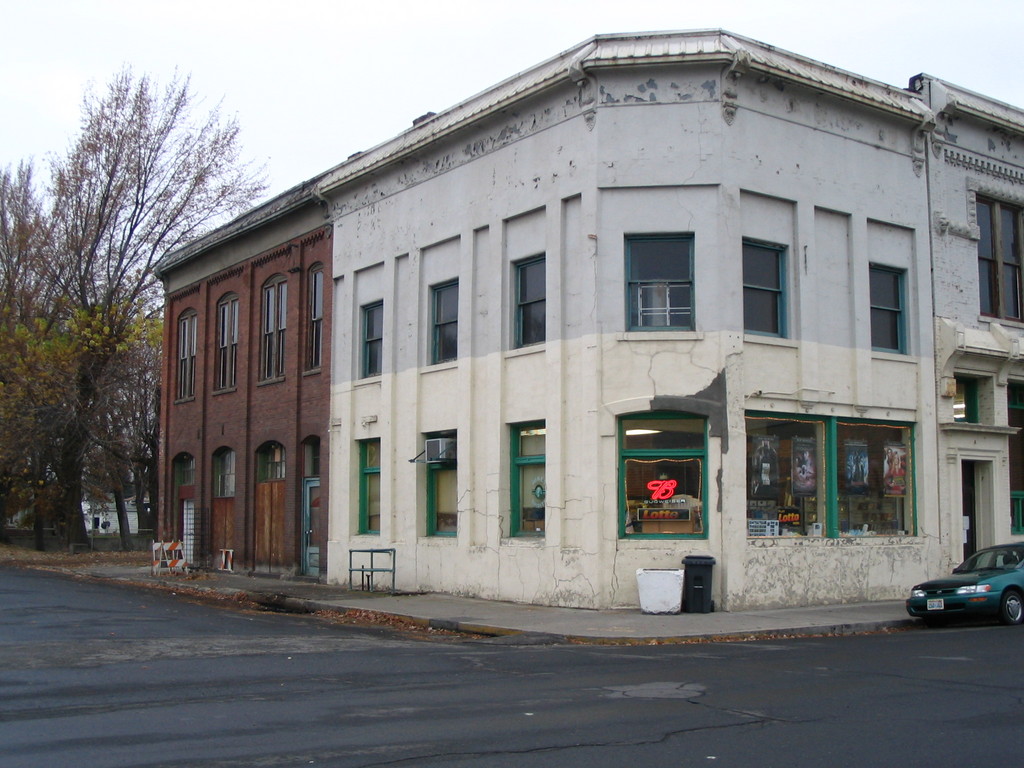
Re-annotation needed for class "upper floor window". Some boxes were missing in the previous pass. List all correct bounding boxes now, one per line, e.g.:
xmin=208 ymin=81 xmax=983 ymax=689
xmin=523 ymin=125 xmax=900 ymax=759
xmin=215 ymin=295 xmax=239 ymax=390
xmin=362 ymin=301 xmax=384 ymax=378
xmin=743 ymin=240 xmax=786 ymax=336
xmin=260 ymin=277 xmax=287 ymax=381
xmin=869 ymin=265 xmax=905 ymax=353
xmin=954 ymin=377 xmax=980 ymax=423
xmin=176 ymin=311 xmax=197 ymax=401
xmin=978 ymin=198 xmax=1022 ymax=321
xmin=626 ymin=235 xmax=694 ymax=330
xmin=306 ymin=267 xmax=323 ymax=370
xmin=431 ymin=280 xmax=459 ymax=364
xmin=514 ymin=256 xmax=545 ymax=347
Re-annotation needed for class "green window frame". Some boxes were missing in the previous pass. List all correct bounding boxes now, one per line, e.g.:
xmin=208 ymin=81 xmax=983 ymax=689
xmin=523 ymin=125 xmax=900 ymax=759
xmin=511 ymin=423 xmax=546 ymax=536
xmin=425 ymin=433 xmax=457 ymax=536
xmin=362 ymin=301 xmax=384 ymax=378
xmin=626 ymin=235 xmax=694 ymax=331
xmin=619 ymin=412 xmax=707 ymax=539
xmin=954 ymin=377 xmax=980 ymax=423
xmin=1008 ymin=385 xmax=1024 ymax=534
xmin=514 ymin=256 xmax=546 ymax=348
xmin=869 ymin=265 xmax=905 ymax=353
xmin=359 ymin=439 xmax=381 ymax=534
xmin=745 ymin=412 xmax=916 ymax=538
xmin=256 ymin=442 xmax=285 ymax=482
xmin=431 ymin=280 xmax=459 ymax=364
xmin=213 ymin=448 xmax=236 ymax=498
xmin=977 ymin=197 xmax=1023 ymax=321
xmin=743 ymin=240 xmax=786 ymax=337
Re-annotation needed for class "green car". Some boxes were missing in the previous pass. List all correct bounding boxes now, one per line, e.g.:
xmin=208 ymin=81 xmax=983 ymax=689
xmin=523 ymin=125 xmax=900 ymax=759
xmin=906 ymin=544 xmax=1024 ymax=627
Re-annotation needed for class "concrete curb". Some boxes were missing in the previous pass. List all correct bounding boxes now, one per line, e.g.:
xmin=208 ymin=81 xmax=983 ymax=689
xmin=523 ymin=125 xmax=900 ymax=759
xmin=45 ymin=565 xmax=923 ymax=645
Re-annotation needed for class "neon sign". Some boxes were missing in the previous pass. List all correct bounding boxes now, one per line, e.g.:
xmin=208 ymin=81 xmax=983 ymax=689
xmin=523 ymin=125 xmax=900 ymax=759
xmin=647 ymin=479 xmax=678 ymax=500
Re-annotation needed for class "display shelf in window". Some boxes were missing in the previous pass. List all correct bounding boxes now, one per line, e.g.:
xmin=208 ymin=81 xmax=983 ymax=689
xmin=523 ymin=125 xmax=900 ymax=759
xmin=748 ymin=519 xmax=780 ymax=537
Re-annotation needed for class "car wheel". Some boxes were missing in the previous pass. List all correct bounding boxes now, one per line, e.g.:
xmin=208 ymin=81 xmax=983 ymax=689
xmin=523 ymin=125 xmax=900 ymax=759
xmin=998 ymin=590 xmax=1024 ymax=626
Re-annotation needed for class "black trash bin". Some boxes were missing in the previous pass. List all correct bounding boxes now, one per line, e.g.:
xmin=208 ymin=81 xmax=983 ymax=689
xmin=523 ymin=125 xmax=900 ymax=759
xmin=682 ymin=555 xmax=716 ymax=613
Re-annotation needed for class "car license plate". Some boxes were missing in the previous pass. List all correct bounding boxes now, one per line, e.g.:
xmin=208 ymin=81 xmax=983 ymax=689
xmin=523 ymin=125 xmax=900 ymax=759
xmin=927 ymin=598 xmax=944 ymax=611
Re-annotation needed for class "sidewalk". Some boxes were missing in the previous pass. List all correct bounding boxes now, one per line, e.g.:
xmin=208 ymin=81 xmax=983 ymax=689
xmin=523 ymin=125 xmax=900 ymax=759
xmin=76 ymin=565 xmax=919 ymax=644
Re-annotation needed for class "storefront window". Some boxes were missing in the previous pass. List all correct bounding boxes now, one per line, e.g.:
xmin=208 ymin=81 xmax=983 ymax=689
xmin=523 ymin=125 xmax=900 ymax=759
xmin=621 ymin=414 xmax=706 ymax=538
xmin=746 ymin=414 xmax=913 ymax=538
xmin=837 ymin=422 xmax=910 ymax=536
xmin=746 ymin=416 xmax=824 ymax=537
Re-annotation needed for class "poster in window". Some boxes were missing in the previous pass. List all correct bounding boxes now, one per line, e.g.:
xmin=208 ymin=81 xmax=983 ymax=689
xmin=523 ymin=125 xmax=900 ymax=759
xmin=791 ymin=437 xmax=817 ymax=497
xmin=844 ymin=440 xmax=869 ymax=495
xmin=749 ymin=435 xmax=780 ymax=499
xmin=883 ymin=442 xmax=907 ymax=496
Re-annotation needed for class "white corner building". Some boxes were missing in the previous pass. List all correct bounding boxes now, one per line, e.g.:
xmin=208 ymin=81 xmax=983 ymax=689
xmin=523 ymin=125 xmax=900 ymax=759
xmin=309 ymin=31 xmax=1024 ymax=610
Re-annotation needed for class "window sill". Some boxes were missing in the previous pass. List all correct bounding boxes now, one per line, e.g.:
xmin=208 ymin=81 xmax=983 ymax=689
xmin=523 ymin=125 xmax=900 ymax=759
xmin=743 ymin=334 xmax=797 ymax=349
xmin=870 ymin=350 xmax=914 ymax=363
xmin=505 ymin=344 xmax=545 ymax=360
xmin=303 ymin=367 xmax=322 ymax=377
xmin=257 ymin=376 xmax=285 ymax=387
xmin=979 ymin=315 xmax=1024 ymax=330
xmin=617 ymin=330 xmax=704 ymax=342
xmin=501 ymin=535 xmax=545 ymax=546
xmin=939 ymin=422 xmax=1018 ymax=436
xmin=213 ymin=386 xmax=237 ymax=396
xmin=422 ymin=360 xmax=458 ymax=373
xmin=173 ymin=396 xmax=196 ymax=405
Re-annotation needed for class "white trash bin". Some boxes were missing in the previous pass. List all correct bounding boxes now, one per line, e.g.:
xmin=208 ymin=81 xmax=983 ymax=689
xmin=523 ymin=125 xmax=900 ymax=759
xmin=636 ymin=568 xmax=685 ymax=614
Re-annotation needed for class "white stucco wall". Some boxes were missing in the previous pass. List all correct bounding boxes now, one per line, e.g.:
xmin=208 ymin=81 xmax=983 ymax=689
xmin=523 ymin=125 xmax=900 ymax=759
xmin=323 ymin=43 xmax=944 ymax=610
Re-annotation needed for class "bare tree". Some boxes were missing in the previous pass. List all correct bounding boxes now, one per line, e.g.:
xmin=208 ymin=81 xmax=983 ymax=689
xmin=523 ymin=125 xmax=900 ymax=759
xmin=2 ymin=69 xmax=265 ymax=548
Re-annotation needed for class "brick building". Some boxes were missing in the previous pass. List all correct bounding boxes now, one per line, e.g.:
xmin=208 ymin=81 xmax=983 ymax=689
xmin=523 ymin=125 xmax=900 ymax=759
xmin=156 ymin=180 xmax=332 ymax=576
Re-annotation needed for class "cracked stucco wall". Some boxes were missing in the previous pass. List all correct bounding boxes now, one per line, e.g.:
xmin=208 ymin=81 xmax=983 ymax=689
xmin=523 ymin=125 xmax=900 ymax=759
xmin=323 ymin=60 xmax=942 ymax=610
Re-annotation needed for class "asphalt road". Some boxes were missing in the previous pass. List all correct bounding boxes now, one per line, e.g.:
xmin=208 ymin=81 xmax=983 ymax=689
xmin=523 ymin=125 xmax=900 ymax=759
xmin=2 ymin=566 xmax=1021 ymax=768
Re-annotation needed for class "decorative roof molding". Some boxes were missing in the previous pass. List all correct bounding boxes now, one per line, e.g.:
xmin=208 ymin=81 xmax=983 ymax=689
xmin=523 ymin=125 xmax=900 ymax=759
xmin=315 ymin=30 xmax=933 ymax=198
xmin=920 ymin=76 xmax=1024 ymax=137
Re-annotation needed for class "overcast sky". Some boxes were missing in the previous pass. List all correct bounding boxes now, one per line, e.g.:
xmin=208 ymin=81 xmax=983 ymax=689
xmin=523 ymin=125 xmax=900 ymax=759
xmin=3 ymin=0 xmax=1022 ymax=201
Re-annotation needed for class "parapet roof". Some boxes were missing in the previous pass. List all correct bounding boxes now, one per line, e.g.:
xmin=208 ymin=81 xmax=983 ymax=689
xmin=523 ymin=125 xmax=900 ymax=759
xmin=157 ymin=29 xmax=1024 ymax=278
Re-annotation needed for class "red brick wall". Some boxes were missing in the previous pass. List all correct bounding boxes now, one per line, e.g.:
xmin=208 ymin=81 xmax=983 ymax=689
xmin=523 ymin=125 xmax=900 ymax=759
xmin=159 ymin=224 xmax=332 ymax=574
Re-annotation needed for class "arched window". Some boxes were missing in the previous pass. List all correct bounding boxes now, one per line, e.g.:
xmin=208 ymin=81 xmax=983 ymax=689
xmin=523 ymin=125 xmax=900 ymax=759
xmin=260 ymin=276 xmax=287 ymax=381
xmin=216 ymin=294 xmax=239 ymax=390
xmin=176 ymin=311 xmax=197 ymax=400
xmin=256 ymin=442 xmax=286 ymax=482
xmin=213 ymin=448 xmax=236 ymax=497
xmin=173 ymin=453 xmax=196 ymax=487
xmin=306 ymin=266 xmax=323 ymax=370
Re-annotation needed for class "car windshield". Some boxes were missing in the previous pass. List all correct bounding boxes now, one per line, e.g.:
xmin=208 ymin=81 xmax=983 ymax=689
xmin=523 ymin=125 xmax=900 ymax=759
xmin=958 ymin=548 xmax=1023 ymax=572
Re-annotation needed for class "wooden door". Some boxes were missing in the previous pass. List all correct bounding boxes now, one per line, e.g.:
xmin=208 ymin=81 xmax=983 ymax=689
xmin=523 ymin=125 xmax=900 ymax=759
xmin=255 ymin=480 xmax=285 ymax=569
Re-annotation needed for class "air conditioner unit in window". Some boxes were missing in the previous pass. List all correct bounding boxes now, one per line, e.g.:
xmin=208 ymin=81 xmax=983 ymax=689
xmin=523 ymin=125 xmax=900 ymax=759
xmin=424 ymin=437 xmax=456 ymax=463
